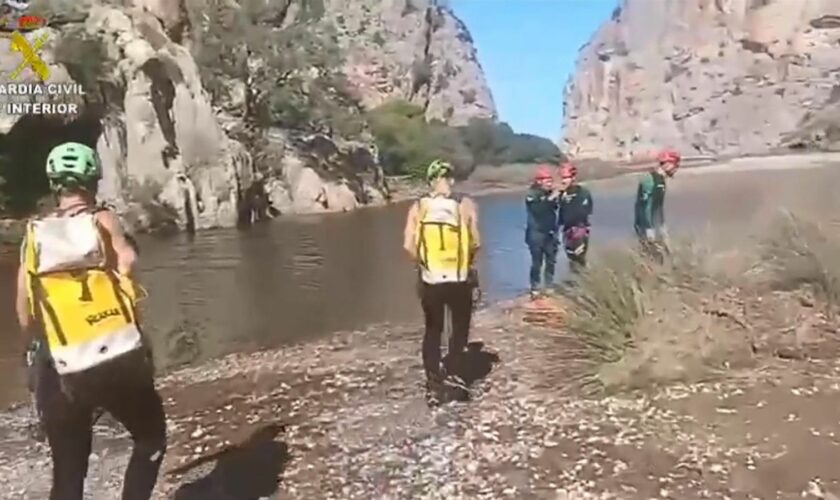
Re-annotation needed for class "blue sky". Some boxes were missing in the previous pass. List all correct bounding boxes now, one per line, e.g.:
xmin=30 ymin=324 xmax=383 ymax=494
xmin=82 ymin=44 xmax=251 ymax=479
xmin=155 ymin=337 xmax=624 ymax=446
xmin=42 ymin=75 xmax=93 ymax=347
xmin=451 ymin=0 xmax=618 ymax=142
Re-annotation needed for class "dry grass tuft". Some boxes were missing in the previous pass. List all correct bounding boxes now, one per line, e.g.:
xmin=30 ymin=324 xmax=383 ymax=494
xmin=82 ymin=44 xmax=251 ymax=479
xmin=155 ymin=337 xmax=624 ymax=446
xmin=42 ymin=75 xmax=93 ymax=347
xmin=561 ymin=238 xmax=748 ymax=393
xmin=757 ymin=210 xmax=840 ymax=308
xmin=563 ymin=249 xmax=651 ymax=365
xmin=560 ymin=208 xmax=840 ymax=394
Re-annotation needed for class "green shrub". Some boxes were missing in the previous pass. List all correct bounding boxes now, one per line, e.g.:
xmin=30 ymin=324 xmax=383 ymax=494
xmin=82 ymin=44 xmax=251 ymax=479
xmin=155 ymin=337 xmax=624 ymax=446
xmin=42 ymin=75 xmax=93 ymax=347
xmin=368 ymin=100 xmax=475 ymax=179
xmin=268 ymin=85 xmax=311 ymax=129
xmin=500 ymin=133 xmax=562 ymax=164
xmin=457 ymin=118 xmax=561 ymax=166
xmin=426 ymin=122 xmax=474 ymax=177
xmin=188 ymin=0 xmax=359 ymax=137
xmin=457 ymin=117 xmax=499 ymax=164
xmin=373 ymin=100 xmax=426 ymax=119
xmin=368 ymin=103 xmax=563 ymax=181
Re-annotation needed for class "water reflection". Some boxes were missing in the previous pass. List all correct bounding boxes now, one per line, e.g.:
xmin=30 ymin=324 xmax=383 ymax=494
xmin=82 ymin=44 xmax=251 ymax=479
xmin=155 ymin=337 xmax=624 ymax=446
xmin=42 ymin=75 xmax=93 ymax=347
xmin=0 ymin=166 xmax=834 ymax=405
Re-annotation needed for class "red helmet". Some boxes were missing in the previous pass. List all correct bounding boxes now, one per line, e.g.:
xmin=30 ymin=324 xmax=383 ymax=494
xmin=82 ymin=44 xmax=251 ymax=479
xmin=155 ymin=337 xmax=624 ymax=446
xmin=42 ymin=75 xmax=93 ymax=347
xmin=534 ymin=164 xmax=552 ymax=181
xmin=657 ymin=149 xmax=681 ymax=165
xmin=559 ymin=162 xmax=577 ymax=178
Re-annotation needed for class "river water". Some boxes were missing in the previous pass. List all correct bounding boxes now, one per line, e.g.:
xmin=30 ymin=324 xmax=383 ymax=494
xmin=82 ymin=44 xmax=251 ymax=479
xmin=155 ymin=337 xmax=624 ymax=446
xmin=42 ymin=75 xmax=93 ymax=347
xmin=0 ymin=165 xmax=836 ymax=406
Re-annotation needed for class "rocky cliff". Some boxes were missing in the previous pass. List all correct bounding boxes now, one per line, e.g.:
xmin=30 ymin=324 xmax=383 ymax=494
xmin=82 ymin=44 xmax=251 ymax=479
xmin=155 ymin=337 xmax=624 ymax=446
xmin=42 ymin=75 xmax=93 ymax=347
xmin=329 ymin=0 xmax=496 ymax=125
xmin=562 ymin=0 xmax=840 ymax=160
xmin=0 ymin=0 xmax=495 ymax=231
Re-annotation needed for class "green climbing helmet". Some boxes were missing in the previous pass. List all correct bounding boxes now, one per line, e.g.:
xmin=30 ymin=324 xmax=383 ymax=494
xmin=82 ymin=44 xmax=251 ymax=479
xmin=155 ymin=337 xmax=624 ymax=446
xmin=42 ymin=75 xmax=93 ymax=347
xmin=45 ymin=142 xmax=101 ymax=188
xmin=426 ymin=159 xmax=453 ymax=181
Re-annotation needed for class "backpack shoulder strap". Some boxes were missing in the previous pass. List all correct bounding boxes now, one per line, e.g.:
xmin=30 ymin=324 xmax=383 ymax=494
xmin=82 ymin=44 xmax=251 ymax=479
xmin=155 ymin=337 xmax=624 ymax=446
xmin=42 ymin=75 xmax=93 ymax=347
xmin=21 ymin=218 xmax=34 ymax=269
xmin=416 ymin=197 xmax=428 ymax=220
xmin=91 ymin=200 xmax=120 ymax=213
xmin=453 ymin=193 xmax=470 ymax=222
xmin=51 ymin=203 xmax=96 ymax=218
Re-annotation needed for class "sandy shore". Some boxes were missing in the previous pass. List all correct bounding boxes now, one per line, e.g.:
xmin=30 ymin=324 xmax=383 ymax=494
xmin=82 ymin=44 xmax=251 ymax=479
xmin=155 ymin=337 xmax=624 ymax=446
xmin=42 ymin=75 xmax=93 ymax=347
xmin=674 ymin=152 xmax=840 ymax=176
xmin=3 ymin=297 xmax=840 ymax=498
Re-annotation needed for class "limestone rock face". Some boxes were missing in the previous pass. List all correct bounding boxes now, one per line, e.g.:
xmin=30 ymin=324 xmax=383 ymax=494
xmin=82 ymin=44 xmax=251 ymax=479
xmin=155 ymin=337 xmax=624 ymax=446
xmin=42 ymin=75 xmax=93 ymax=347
xmin=562 ymin=0 xmax=840 ymax=159
xmin=0 ymin=5 xmax=248 ymax=230
xmin=327 ymin=0 xmax=497 ymax=125
xmin=0 ymin=0 xmax=495 ymax=230
xmin=88 ymin=6 xmax=247 ymax=230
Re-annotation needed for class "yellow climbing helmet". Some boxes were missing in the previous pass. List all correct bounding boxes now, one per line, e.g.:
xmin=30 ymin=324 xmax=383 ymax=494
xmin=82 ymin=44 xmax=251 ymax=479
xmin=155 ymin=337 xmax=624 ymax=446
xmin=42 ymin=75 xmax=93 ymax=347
xmin=426 ymin=159 xmax=453 ymax=181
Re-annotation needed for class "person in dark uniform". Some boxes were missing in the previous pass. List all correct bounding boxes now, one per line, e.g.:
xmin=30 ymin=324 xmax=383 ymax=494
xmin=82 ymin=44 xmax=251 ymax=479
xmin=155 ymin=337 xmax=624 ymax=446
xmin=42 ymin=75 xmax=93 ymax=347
xmin=556 ymin=162 xmax=593 ymax=274
xmin=525 ymin=165 xmax=560 ymax=298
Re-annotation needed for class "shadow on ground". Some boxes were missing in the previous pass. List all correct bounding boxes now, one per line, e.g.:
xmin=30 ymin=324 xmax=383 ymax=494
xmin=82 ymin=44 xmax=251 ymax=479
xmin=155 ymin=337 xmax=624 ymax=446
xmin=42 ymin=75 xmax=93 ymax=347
xmin=172 ymin=424 xmax=290 ymax=500
xmin=441 ymin=341 xmax=501 ymax=403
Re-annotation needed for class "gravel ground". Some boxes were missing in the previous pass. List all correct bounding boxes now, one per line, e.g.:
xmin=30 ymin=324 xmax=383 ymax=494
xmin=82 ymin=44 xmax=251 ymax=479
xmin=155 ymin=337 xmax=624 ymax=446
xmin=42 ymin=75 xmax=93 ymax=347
xmin=2 ymin=299 xmax=840 ymax=499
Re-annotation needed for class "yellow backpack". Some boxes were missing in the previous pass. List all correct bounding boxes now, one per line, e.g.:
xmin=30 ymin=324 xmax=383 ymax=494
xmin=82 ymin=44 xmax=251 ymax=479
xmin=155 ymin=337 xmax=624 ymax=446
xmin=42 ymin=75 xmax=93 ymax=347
xmin=415 ymin=194 xmax=472 ymax=284
xmin=22 ymin=206 xmax=144 ymax=374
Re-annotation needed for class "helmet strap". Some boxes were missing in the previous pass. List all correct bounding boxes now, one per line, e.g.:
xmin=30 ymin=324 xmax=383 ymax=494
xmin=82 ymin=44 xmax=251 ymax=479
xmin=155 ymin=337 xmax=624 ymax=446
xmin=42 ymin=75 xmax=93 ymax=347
xmin=429 ymin=175 xmax=452 ymax=196
xmin=53 ymin=179 xmax=98 ymax=199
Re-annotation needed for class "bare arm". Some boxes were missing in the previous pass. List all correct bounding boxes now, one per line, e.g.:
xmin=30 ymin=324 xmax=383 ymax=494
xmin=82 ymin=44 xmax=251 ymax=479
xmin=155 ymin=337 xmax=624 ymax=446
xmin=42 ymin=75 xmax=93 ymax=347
xmin=96 ymin=210 xmax=137 ymax=276
xmin=15 ymin=233 xmax=34 ymax=356
xmin=15 ymin=263 xmax=29 ymax=330
xmin=461 ymin=197 xmax=481 ymax=260
xmin=403 ymin=201 xmax=419 ymax=260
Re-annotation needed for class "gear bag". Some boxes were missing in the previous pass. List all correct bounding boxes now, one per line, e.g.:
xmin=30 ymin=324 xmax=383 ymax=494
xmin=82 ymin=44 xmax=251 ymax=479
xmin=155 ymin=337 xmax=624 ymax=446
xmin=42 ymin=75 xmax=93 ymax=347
xmin=22 ymin=207 xmax=144 ymax=375
xmin=563 ymin=225 xmax=589 ymax=256
xmin=415 ymin=194 xmax=472 ymax=284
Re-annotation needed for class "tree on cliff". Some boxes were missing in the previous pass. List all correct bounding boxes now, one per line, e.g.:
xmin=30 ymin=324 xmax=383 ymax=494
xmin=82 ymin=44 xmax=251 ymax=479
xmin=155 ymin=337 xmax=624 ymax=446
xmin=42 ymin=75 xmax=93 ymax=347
xmin=187 ymin=0 xmax=365 ymax=161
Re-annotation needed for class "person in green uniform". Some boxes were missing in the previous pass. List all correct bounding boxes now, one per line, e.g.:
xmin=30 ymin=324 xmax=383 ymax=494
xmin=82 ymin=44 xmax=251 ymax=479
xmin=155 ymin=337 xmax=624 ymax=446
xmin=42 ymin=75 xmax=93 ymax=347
xmin=557 ymin=162 xmax=593 ymax=274
xmin=634 ymin=150 xmax=681 ymax=261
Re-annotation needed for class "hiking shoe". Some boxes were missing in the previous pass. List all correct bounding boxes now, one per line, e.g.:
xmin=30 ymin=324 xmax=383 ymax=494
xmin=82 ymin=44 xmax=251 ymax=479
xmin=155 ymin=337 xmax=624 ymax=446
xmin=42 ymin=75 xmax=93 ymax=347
xmin=442 ymin=373 xmax=468 ymax=392
xmin=26 ymin=399 xmax=46 ymax=443
xmin=529 ymin=289 xmax=541 ymax=300
xmin=26 ymin=422 xmax=46 ymax=443
xmin=441 ymin=372 xmax=470 ymax=402
xmin=425 ymin=377 xmax=445 ymax=407
xmin=93 ymin=407 xmax=104 ymax=424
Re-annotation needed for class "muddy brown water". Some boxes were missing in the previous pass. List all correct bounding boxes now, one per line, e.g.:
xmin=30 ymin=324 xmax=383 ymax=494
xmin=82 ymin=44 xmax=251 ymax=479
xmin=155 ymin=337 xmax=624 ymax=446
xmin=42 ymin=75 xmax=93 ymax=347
xmin=0 ymin=166 xmax=836 ymax=406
